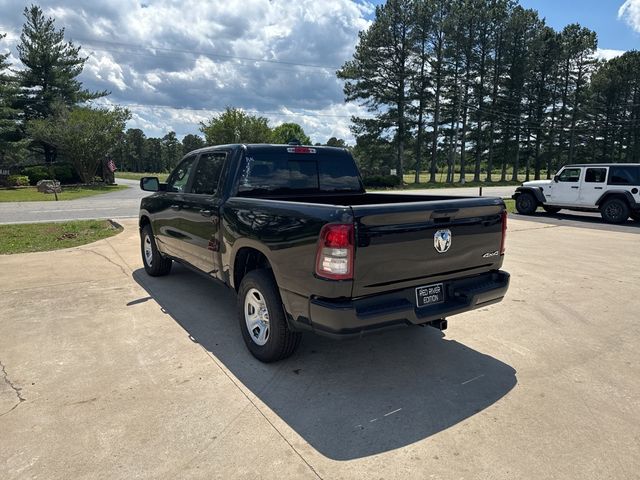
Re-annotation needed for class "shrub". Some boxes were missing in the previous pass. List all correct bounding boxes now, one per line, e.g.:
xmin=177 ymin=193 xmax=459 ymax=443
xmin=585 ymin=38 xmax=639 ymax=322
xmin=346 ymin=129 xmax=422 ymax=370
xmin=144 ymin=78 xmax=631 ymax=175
xmin=6 ymin=175 xmax=31 ymax=187
xmin=362 ymin=175 xmax=402 ymax=188
xmin=22 ymin=164 xmax=81 ymax=185
xmin=54 ymin=164 xmax=80 ymax=184
xmin=22 ymin=166 xmax=50 ymax=185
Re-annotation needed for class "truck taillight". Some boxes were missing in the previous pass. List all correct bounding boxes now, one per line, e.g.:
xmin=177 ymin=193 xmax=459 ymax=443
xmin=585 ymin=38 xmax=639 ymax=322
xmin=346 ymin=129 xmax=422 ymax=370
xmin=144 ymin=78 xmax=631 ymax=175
xmin=315 ymin=224 xmax=354 ymax=280
xmin=500 ymin=210 xmax=507 ymax=255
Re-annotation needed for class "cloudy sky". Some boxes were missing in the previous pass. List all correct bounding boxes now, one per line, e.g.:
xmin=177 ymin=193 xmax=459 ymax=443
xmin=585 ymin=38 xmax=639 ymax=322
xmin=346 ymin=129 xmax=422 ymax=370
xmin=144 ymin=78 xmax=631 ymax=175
xmin=0 ymin=0 xmax=639 ymax=144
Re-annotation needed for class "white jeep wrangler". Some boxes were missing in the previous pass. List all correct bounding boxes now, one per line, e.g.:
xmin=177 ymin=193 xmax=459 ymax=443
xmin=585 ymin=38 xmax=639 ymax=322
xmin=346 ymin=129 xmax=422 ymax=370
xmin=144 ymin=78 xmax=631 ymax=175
xmin=513 ymin=164 xmax=640 ymax=224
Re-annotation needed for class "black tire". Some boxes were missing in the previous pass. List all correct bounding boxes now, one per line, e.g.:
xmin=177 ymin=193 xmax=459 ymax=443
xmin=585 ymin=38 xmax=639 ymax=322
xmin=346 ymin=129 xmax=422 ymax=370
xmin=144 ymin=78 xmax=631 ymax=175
xmin=515 ymin=192 xmax=537 ymax=215
xmin=600 ymin=197 xmax=630 ymax=224
xmin=141 ymin=224 xmax=172 ymax=276
xmin=237 ymin=269 xmax=301 ymax=362
xmin=543 ymin=206 xmax=561 ymax=214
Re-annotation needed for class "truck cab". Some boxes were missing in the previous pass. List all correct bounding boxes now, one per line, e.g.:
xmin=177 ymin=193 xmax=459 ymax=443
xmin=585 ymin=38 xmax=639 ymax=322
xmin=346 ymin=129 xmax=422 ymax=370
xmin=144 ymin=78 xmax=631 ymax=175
xmin=513 ymin=164 xmax=640 ymax=224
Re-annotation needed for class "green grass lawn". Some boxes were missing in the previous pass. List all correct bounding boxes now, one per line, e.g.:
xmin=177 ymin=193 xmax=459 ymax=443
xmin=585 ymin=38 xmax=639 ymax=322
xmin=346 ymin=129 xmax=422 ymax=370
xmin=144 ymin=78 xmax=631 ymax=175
xmin=0 ymin=184 xmax=127 ymax=202
xmin=0 ymin=220 xmax=123 ymax=254
xmin=116 ymin=171 xmax=169 ymax=182
xmin=504 ymin=199 xmax=515 ymax=214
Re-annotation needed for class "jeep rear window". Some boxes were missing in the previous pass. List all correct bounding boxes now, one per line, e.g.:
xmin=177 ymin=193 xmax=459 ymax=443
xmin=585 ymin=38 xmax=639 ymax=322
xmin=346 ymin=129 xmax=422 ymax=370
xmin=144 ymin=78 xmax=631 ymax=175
xmin=237 ymin=153 xmax=363 ymax=195
xmin=608 ymin=166 xmax=640 ymax=186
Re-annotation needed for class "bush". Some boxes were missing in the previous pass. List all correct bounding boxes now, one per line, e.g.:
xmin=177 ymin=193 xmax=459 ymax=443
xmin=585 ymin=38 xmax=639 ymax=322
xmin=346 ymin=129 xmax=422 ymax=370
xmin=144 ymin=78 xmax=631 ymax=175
xmin=362 ymin=175 xmax=402 ymax=188
xmin=22 ymin=166 xmax=50 ymax=185
xmin=22 ymin=164 xmax=81 ymax=185
xmin=54 ymin=164 xmax=80 ymax=184
xmin=6 ymin=175 xmax=30 ymax=187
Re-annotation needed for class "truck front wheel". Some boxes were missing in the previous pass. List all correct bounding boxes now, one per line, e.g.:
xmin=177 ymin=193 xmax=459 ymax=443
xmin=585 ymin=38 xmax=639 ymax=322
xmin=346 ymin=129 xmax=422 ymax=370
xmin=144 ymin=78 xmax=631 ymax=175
xmin=515 ymin=192 xmax=537 ymax=215
xmin=141 ymin=224 xmax=172 ymax=276
xmin=237 ymin=270 xmax=302 ymax=362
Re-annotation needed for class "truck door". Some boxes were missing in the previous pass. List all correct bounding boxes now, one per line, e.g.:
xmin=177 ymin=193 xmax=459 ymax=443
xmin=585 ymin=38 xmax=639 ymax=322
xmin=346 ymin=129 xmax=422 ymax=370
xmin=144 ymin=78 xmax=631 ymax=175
xmin=178 ymin=151 xmax=227 ymax=277
xmin=579 ymin=167 xmax=608 ymax=206
xmin=547 ymin=167 xmax=582 ymax=205
xmin=152 ymin=155 xmax=198 ymax=258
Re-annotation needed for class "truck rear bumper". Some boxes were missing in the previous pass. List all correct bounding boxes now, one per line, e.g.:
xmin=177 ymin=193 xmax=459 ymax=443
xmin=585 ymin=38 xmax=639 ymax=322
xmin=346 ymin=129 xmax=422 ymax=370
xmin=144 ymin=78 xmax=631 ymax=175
xmin=306 ymin=270 xmax=510 ymax=339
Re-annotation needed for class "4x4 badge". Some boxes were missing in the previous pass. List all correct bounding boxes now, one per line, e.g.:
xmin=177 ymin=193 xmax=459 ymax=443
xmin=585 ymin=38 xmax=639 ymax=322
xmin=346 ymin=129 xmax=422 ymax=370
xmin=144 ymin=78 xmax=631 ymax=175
xmin=434 ymin=229 xmax=452 ymax=254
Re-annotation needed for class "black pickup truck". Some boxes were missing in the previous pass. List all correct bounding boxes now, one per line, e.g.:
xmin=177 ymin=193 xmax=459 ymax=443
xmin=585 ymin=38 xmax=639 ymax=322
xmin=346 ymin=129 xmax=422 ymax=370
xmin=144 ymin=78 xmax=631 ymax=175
xmin=139 ymin=144 xmax=510 ymax=362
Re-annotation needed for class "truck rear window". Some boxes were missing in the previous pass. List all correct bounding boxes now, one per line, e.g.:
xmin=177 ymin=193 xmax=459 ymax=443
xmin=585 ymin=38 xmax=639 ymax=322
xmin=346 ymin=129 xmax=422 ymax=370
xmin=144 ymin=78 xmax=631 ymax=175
xmin=238 ymin=153 xmax=363 ymax=194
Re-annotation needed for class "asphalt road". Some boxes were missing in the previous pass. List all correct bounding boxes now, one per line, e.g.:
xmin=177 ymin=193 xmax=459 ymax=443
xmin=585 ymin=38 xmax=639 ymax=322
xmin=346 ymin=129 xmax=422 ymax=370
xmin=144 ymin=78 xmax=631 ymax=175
xmin=1 ymin=218 xmax=639 ymax=479
xmin=0 ymin=178 xmax=148 ymax=224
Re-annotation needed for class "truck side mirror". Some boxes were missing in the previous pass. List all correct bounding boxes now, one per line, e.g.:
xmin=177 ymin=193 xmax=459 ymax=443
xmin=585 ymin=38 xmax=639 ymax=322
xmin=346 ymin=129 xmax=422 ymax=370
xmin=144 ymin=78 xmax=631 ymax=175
xmin=140 ymin=177 xmax=160 ymax=192
xmin=553 ymin=175 xmax=559 ymax=183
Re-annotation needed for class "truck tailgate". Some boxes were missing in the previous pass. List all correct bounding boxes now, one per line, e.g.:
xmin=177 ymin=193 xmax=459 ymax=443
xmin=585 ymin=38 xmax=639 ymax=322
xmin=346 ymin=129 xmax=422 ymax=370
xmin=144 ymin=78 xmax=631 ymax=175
xmin=351 ymin=198 xmax=505 ymax=298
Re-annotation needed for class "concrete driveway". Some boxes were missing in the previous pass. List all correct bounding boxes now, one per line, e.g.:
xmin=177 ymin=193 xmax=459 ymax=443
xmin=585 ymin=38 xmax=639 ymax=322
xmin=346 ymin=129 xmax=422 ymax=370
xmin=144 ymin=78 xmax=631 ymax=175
xmin=1 ymin=218 xmax=639 ymax=479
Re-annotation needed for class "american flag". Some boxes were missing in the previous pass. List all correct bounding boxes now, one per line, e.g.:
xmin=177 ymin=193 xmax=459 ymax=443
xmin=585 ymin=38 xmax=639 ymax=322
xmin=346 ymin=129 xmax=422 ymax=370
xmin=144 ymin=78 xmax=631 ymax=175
xmin=107 ymin=158 xmax=117 ymax=172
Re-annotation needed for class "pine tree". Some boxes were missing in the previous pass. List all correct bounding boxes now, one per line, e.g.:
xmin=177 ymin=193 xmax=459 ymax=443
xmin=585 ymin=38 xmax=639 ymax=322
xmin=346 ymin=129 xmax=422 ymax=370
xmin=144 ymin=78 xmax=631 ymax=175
xmin=16 ymin=5 xmax=107 ymax=164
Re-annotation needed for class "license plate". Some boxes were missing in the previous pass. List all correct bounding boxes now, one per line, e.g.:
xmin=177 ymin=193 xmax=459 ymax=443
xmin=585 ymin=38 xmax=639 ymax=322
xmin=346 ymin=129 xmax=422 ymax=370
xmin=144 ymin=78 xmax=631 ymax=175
xmin=415 ymin=283 xmax=444 ymax=308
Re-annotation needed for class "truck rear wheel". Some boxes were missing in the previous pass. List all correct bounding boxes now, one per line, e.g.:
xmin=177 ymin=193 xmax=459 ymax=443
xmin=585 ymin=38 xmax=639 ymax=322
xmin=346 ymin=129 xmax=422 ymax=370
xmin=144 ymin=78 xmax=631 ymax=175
xmin=237 ymin=269 xmax=301 ymax=362
xmin=600 ymin=198 xmax=629 ymax=224
xmin=141 ymin=224 xmax=172 ymax=276
xmin=515 ymin=192 xmax=537 ymax=215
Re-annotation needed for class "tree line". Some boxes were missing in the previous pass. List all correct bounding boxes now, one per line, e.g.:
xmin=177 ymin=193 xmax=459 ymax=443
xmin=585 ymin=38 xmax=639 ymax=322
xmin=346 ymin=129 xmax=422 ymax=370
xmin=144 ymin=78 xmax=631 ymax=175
xmin=340 ymin=0 xmax=640 ymax=183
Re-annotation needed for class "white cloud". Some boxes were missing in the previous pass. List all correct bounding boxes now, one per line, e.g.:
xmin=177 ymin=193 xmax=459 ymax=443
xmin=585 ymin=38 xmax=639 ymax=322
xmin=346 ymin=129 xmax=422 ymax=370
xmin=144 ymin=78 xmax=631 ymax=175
xmin=1 ymin=0 xmax=373 ymax=143
xmin=596 ymin=48 xmax=625 ymax=61
xmin=619 ymin=0 xmax=640 ymax=33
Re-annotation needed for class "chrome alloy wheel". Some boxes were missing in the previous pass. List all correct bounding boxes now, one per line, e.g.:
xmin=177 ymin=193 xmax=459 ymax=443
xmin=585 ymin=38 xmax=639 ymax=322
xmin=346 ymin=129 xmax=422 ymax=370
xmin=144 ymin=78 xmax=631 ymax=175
xmin=143 ymin=234 xmax=154 ymax=266
xmin=244 ymin=288 xmax=270 ymax=346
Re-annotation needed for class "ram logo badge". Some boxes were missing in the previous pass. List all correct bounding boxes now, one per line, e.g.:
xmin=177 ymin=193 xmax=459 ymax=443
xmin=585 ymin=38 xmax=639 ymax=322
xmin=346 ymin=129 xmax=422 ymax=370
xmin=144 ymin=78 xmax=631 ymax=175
xmin=433 ymin=229 xmax=452 ymax=254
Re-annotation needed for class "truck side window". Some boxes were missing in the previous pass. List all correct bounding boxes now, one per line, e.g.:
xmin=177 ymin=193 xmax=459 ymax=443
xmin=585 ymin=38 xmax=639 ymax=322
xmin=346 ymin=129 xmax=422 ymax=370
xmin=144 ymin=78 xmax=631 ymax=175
xmin=609 ymin=166 xmax=639 ymax=186
xmin=585 ymin=168 xmax=606 ymax=183
xmin=191 ymin=152 xmax=226 ymax=195
xmin=558 ymin=168 xmax=581 ymax=183
xmin=167 ymin=156 xmax=197 ymax=192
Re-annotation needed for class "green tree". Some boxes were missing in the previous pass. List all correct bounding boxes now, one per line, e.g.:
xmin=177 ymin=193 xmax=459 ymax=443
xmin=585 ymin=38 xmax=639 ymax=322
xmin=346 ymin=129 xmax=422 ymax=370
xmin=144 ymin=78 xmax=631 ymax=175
xmin=200 ymin=107 xmax=272 ymax=145
xmin=326 ymin=137 xmax=347 ymax=147
xmin=182 ymin=133 xmax=205 ymax=155
xmin=0 ymin=33 xmax=25 ymax=165
xmin=161 ymin=131 xmax=182 ymax=171
xmin=27 ymin=106 xmax=130 ymax=183
xmin=270 ymin=122 xmax=311 ymax=145
xmin=338 ymin=0 xmax=413 ymax=181
xmin=124 ymin=128 xmax=146 ymax=172
xmin=15 ymin=5 xmax=107 ymax=164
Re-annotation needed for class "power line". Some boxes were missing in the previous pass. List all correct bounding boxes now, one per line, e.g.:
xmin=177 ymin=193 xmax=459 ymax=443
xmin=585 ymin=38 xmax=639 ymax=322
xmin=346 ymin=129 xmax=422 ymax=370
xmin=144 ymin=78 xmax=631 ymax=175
xmin=74 ymin=37 xmax=342 ymax=71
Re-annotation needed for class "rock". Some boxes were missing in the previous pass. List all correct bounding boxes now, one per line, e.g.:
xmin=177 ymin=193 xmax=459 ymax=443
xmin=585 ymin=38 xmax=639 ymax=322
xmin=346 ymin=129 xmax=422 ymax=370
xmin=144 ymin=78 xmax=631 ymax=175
xmin=36 ymin=179 xmax=62 ymax=194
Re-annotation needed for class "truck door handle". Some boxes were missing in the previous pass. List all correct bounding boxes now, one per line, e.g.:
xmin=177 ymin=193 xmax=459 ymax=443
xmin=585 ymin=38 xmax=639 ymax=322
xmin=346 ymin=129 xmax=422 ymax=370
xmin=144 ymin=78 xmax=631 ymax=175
xmin=571 ymin=186 xmax=579 ymax=189
xmin=200 ymin=209 xmax=213 ymax=217
xmin=594 ymin=187 xmax=603 ymax=190
xmin=170 ymin=204 xmax=181 ymax=210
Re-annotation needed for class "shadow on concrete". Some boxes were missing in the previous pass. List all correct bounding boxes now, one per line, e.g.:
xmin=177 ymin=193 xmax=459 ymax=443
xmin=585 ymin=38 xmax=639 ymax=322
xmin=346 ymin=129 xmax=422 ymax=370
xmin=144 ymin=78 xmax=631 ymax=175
xmin=133 ymin=264 xmax=517 ymax=461
xmin=513 ymin=210 xmax=640 ymax=234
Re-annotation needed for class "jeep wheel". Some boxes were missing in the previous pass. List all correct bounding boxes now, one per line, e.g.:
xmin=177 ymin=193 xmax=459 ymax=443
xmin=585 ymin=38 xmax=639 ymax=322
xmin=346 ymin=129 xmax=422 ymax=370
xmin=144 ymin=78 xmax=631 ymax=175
xmin=543 ymin=206 xmax=561 ymax=214
xmin=600 ymin=198 xmax=630 ymax=224
xmin=238 ymin=269 xmax=301 ymax=362
xmin=515 ymin=192 xmax=537 ymax=215
xmin=141 ymin=224 xmax=172 ymax=276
